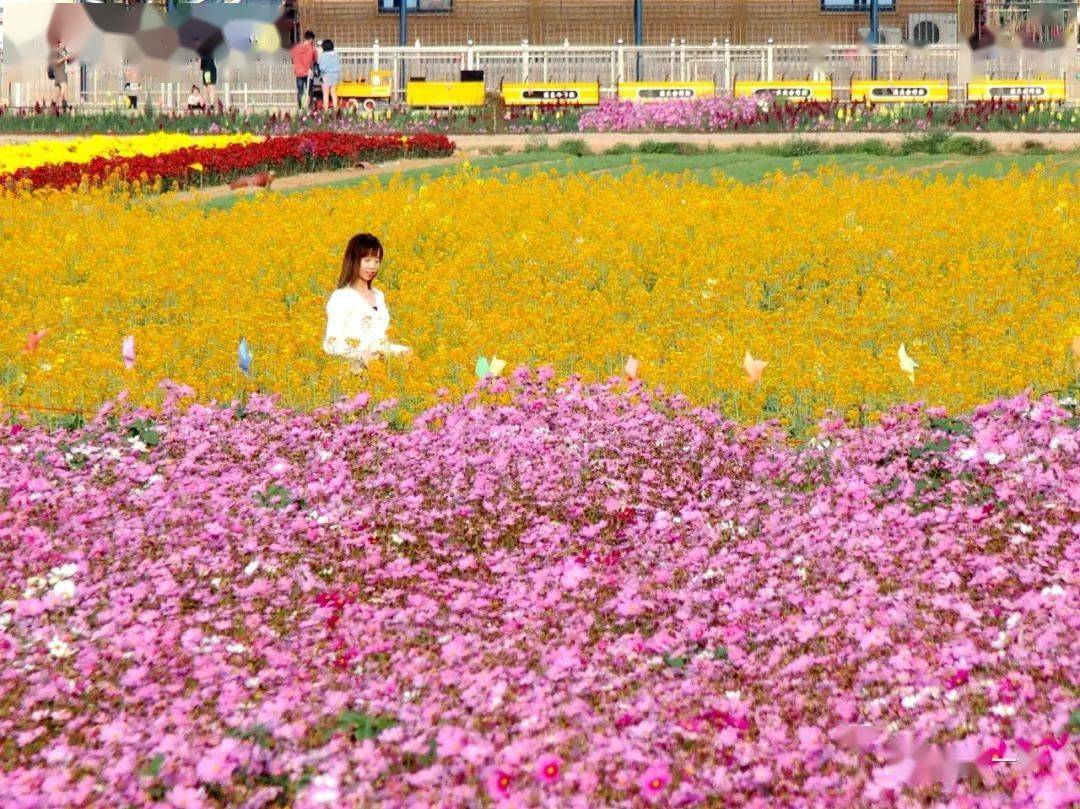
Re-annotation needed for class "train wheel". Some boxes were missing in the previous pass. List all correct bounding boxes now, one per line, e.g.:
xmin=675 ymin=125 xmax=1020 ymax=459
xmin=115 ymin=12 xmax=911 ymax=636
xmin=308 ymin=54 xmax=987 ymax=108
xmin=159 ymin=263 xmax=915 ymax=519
xmin=362 ymin=98 xmax=377 ymax=112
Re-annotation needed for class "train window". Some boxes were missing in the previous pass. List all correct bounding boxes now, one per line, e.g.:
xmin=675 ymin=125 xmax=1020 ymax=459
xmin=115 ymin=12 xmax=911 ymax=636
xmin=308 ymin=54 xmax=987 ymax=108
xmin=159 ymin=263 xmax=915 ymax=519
xmin=378 ymin=0 xmax=454 ymax=12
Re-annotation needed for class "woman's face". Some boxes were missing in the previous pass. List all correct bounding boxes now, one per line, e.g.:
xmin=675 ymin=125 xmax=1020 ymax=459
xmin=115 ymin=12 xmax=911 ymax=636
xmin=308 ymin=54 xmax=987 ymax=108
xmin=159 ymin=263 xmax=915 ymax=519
xmin=357 ymin=254 xmax=381 ymax=285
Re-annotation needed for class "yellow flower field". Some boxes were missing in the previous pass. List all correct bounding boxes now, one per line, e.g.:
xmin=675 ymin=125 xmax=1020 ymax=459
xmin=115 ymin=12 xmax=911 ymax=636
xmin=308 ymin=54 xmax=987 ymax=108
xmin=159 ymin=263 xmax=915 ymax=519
xmin=1 ymin=164 xmax=1077 ymax=428
xmin=0 ymin=133 xmax=263 ymax=174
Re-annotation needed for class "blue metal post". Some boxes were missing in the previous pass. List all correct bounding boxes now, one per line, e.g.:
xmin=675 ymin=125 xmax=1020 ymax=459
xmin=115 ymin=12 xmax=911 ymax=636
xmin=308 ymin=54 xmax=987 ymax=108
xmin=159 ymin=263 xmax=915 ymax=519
xmin=869 ymin=0 xmax=880 ymax=80
xmin=634 ymin=0 xmax=644 ymax=80
xmin=78 ymin=0 xmax=88 ymax=104
xmin=399 ymin=0 xmax=409 ymax=95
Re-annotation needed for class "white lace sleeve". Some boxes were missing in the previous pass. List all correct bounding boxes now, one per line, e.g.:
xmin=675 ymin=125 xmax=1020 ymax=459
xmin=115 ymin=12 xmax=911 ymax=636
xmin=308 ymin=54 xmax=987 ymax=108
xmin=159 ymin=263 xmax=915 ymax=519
xmin=324 ymin=293 xmax=383 ymax=359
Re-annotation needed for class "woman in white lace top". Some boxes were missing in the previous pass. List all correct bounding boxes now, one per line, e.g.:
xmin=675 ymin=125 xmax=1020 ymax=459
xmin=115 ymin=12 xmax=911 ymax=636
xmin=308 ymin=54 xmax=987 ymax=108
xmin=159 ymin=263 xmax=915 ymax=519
xmin=323 ymin=233 xmax=411 ymax=367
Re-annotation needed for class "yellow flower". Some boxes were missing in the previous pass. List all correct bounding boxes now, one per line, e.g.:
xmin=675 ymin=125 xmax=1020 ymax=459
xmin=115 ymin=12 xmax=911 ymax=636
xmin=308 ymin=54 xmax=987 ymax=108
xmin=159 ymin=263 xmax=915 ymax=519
xmin=0 ymin=166 xmax=1076 ymax=428
xmin=0 ymin=133 xmax=261 ymax=174
xmin=189 ymin=163 xmax=204 ymax=172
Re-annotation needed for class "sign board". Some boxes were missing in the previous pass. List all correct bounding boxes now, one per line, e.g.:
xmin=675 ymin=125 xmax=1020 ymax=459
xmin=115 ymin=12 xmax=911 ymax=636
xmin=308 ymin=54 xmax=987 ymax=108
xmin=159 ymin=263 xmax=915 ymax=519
xmin=406 ymin=80 xmax=485 ymax=107
xmin=501 ymin=82 xmax=601 ymax=106
xmin=850 ymin=79 xmax=950 ymax=103
xmin=966 ymin=79 xmax=1066 ymax=101
xmin=617 ymin=81 xmax=716 ymax=102
xmin=734 ymin=81 xmax=833 ymax=102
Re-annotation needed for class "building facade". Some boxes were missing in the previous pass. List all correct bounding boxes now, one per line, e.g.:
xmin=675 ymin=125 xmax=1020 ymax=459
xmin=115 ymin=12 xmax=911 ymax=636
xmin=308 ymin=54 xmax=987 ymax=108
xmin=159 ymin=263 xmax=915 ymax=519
xmin=299 ymin=1 xmax=987 ymax=46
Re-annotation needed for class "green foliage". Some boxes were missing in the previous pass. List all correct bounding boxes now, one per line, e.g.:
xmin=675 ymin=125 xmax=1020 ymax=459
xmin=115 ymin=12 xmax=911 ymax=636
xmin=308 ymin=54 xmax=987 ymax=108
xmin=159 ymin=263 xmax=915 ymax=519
xmin=127 ymin=418 xmax=161 ymax=448
xmin=335 ymin=710 xmax=397 ymax=742
xmin=556 ymin=138 xmax=592 ymax=157
xmin=254 ymin=483 xmax=307 ymax=511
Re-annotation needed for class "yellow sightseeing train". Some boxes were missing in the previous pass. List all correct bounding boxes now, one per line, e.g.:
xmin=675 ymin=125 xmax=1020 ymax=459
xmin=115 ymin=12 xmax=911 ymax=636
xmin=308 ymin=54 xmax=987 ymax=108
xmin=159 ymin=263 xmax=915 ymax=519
xmin=361 ymin=72 xmax=1067 ymax=108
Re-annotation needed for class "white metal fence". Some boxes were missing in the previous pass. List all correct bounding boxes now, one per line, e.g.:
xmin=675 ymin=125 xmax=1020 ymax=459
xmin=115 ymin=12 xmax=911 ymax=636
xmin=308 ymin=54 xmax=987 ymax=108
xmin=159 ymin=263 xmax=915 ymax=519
xmin=7 ymin=41 xmax=1080 ymax=110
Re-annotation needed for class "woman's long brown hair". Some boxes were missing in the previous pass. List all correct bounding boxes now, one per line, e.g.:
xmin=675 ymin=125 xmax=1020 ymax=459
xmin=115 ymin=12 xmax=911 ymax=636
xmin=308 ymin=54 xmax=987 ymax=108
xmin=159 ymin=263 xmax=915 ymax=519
xmin=337 ymin=233 xmax=384 ymax=289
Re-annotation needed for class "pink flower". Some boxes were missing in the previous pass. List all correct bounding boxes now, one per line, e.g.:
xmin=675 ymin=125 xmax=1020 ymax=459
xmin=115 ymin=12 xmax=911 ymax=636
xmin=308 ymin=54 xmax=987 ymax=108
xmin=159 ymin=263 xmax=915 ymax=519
xmin=638 ymin=763 xmax=671 ymax=801
xmin=484 ymin=768 xmax=513 ymax=801
xmin=534 ymin=754 xmax=562 ymax=784
xmin=166 ymin=785 xmax=208 ymax=809
xmin=195 ymin=743 xmax=237 ymax=784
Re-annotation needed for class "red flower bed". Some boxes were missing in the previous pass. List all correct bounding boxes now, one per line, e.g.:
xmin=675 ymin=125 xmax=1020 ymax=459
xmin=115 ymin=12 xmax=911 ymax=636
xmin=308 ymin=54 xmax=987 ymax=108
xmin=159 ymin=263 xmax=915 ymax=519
xmin=0 ymin=133 xmax=455 ymax=193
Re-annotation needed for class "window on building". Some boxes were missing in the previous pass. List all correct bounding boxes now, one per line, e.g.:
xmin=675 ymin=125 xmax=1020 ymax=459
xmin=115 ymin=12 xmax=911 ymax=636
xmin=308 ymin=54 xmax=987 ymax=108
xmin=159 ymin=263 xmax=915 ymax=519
xmin=821 ymin=1 xmax=898 ymax=11
xmin=378 ymin=0 xmax=454 ymax=13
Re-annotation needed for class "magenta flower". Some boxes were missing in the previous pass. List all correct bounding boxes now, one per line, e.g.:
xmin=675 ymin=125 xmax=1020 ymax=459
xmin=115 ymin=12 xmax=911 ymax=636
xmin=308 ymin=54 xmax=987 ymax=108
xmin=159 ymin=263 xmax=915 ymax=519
xmin=638 ymin=762 xmax=671 ymax=800
xmin=484 ymin=767 xmax=513 ymax=801
xmin=534 ymin=754 xmax=562 ymax=784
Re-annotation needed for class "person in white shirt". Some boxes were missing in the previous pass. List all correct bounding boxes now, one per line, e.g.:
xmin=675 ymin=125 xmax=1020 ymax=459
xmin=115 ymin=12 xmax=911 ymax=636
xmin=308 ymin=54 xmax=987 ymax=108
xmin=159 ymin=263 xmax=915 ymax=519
xmin=323 ymin=233 xmax=411 ymax=369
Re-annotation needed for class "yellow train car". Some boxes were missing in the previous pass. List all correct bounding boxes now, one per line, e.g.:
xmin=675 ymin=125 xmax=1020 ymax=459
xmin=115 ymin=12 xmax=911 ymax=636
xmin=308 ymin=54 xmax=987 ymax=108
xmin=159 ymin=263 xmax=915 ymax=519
xmin=502 ymin=82 xmax=601 ymax=106
xmin=733 ymin=80 xmax=833 ymax=102
xmin=966 ymin=79 xmax=1066 ymax=101
xmin=617 ymin=81 xmax=716 ymax=102
xmin=406 ymin=80 xmax=486 ymax=108
xmin=850 ymin=79 xmax=950 ymax=103
xmin=337 ymin=69 xmax=394 ymax=110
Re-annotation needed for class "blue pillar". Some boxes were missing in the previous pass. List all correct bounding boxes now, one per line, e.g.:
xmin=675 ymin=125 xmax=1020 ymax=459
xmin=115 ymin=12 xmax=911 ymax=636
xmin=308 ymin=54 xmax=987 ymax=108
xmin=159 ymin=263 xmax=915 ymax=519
xmin=634 ymin=0 xmax=644 ymax=80
xmin=869 ymin=0 xmax=880 ymax=80
xmin=399 ymin=0 xmax=409 ymax=95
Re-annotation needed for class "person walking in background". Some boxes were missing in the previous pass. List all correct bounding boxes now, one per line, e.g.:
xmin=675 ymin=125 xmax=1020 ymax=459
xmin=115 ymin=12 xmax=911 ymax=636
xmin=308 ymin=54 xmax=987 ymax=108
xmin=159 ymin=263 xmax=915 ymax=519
xmin=291 ymin=30 xmax=318 ymax=110
xmin=317 ymin=39 xmax=341 ymax=111
xmin=199 ymin=46 xmax=218 ymax=110
xmin=47 ymin=40 xmax=71 ymax=109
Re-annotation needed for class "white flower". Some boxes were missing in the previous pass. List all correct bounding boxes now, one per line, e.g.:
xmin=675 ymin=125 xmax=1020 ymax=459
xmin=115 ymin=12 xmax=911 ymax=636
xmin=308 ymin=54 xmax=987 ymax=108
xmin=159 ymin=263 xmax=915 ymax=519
xmin=1006 ymin=612 xmax=1021 ymax=629
xmin=245 ymin=677 xmax=261 ymax=688
xmin=210 ymin=577 xmax=222 ymax=588
xmin=945 ymin=689 xmax=959 ymax=702
xmin=226 ymin=643 xmax=247 ymax=654
xmin=128 ymin=437 xmax=147 ymax=453
xmin=984 ymin=451 xmax=1006 ymax=465
xmin=958 ymin=447 xmax=978 ymax=461
xmin=1016 ymin=523 xmax=1033 ymax=535
xmin=1041 ymin=584 xmax=1065 ymax=598
xmin=390 ymin=533 xmax=405 ymax=545
xmin=901 ymin=694 xmax=919 ymax=709
xmin=47 ymin=637 xmax=74 ymax=659
xmin=49 ymin=563 xmax=77 ymax=582
xmin=317 ymin=450 xmax=333 ymax=462
xmin=724 ymin=690 xmax=741 ymax=700
xmin=52 ymin=580 xmax=76 ymax=601
xmin=990 ymin=704 xmax=1016 ymax=717
xmin=798 ymin=567 xmax=808 ymax=580
xmin=309 ymin=774 xmax=340 ymax=805
xmin=992 ymin=631 xmax=1009 ymax=649
xmin=243 ymin=559 xmax=260 ymax=576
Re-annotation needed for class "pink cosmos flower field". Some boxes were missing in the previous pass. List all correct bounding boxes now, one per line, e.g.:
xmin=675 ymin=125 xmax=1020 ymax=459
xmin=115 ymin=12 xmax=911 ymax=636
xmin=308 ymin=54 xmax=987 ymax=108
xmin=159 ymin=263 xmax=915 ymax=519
xmin=0 ymin=369 xmax=1077 ymax=807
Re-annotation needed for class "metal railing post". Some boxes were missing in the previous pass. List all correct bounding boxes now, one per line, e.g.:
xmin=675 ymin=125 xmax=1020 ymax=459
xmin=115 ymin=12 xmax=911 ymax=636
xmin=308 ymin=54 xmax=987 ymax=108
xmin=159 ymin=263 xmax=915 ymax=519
xmin=724 ymin=38 xmax=731 ymax=93
xmin=767 ymin=38 xmax=774 ymax=81
xmin=522 ymin=39 xmax=529 ymax=81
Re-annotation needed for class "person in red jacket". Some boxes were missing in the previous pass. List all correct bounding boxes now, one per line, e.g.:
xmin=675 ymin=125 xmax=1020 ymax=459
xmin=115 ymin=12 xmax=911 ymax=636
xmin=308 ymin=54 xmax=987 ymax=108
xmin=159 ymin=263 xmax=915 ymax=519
xmin=291 ymin=31 xmax=318 ymax=110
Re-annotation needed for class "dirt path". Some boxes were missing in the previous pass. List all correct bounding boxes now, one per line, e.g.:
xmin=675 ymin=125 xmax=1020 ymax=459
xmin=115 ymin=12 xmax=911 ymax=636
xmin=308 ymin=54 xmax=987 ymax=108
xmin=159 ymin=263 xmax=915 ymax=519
xmin=159 ymin=155 xmax=466 ymax=203
xmin=452 ymin=131 xmax=1080 ymax=153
